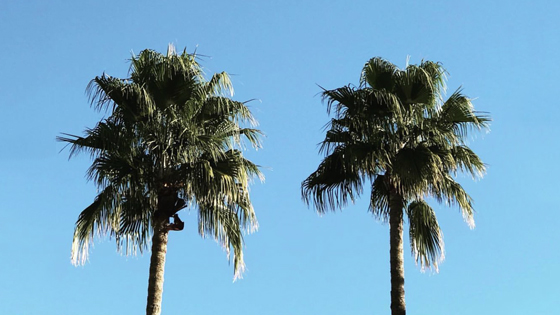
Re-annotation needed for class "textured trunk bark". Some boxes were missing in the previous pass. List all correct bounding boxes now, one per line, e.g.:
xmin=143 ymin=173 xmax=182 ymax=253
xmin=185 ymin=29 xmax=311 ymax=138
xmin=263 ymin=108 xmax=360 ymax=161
xmin=389 ymin=192 xmax=406 ymax=315
xmin=146 ymin=218 xmax=169 ymax=315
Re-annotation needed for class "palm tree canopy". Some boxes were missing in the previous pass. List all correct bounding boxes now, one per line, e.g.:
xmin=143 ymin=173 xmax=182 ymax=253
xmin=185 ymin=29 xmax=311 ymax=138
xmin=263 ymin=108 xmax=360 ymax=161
xmin=59 ymin=45 xmax=263 ymax=279
xmin=302 ymin=57 xmax=489 ymax=269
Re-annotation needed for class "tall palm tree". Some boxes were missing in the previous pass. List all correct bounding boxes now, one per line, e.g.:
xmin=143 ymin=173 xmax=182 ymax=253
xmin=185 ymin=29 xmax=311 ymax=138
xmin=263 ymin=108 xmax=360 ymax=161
xmin=302 ymin=57 xmax=489 ymax=315
xmin=59 ymin=45 xmax=263 ymax=315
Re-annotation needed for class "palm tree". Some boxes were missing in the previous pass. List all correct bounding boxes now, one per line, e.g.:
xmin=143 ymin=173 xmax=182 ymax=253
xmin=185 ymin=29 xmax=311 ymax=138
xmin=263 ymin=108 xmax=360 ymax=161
xmin=59 ymin=45 xmax=263 ymax=315
xmin=302 ymin=57 xmax=489 ymax=315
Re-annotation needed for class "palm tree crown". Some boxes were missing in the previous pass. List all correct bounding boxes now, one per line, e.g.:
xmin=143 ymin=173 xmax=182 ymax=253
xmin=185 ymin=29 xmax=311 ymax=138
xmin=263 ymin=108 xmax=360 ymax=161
xmin=302 ymin=57 xmax=489 ymax=314
xmin=60 ymin=45 xmax=262 ymax=279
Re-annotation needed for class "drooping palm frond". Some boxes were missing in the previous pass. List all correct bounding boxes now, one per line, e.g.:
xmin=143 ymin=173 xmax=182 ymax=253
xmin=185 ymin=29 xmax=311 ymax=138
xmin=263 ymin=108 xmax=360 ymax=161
xmin=116 ymin=190 xmax=153 ymax=256
xmin=302 ymin=145 xmax=368 ymax=213
xmin=197 ymin=201 xmax=247 ymax=280
xmin=407 ymin=200 xmax=444 ymax=271
xmin=429 ymin=174 xmax=476 ymax=229
xmin=191 ymin=149 xmax=260 ymax=278
xmin=71 ymin=185 xmax=119 ymax=265
xmin=369 ymin=175 xmax=390 ymax=221
xmin=448 ymin=145 xmax=486 ymax=179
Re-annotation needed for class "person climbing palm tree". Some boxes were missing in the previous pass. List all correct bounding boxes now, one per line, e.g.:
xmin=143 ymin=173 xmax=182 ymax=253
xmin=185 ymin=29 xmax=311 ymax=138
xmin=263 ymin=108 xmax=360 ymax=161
xmin=59 ymin=45 xmax=263 ymax=315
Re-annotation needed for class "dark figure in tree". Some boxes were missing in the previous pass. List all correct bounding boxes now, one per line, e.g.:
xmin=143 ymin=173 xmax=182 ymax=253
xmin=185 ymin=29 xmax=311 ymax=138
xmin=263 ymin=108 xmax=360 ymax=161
xmin=166 ymin=214 xmax=184 ymax=231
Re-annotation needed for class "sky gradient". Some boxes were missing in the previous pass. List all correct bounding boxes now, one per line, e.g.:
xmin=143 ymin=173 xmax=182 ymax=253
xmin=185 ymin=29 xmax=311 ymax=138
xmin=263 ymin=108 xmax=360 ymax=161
xmin=1 ymin=1 xmax=558 ymax=314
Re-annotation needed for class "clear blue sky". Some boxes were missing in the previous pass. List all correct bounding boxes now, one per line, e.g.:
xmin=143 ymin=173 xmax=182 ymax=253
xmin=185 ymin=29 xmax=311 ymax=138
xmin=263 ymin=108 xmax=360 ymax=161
xmin=1 ymin=1 xmax=558 ymax=314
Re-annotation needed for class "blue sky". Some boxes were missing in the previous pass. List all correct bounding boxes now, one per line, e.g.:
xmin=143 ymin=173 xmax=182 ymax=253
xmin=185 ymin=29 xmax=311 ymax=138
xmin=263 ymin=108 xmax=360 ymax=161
xmin=1 ymin=0 xmax=558 ymax=314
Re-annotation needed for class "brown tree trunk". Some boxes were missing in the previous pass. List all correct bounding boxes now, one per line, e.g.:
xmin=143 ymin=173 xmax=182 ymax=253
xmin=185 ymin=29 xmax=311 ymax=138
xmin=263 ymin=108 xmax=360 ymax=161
xmin=389 ymin=191 xmax=406 ymax=315
xmin=146 ymin=217 xmax=169 ymax=315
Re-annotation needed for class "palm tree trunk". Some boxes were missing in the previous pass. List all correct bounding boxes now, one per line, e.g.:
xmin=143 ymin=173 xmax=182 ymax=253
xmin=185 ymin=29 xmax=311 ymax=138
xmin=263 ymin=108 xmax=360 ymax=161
xmin=146 ymin=218 xmax=169 ymax=315
xmin=389 ymin=192 xmax=406 ymax=315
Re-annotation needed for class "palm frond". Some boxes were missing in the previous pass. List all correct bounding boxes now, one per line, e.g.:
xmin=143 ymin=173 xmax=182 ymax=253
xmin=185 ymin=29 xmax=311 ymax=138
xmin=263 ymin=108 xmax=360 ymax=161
xmin=438 ymin=89 xmax=490 ymax=140
xmin=116 ymin=191 xmax=153 ymax=256
xmin=407 ymin=200 xmax=445 ymax=271
xmin=322 ymin=85 xmax=360 ymax=117
xmin=430 ymin=174 xmax=475 ymax=228
xmin=197 ymin=203 xmax=244 ymax=280
xmin=71 ymin=186 xmax=119 ymax=265
xmin=369 ymin=175 xmax=390 ymax=221
xmin=360 ymin=57 xmax=399 ymax=89
xmin=391 ymin=144 xmax=444 ymax=199
xmin=449 ymin=145 xmax=486 ymax=179
xmin=302 ymin=148 xmax=364 ymax=213
xmin=201 ymin=96 xmax=257 ymax=127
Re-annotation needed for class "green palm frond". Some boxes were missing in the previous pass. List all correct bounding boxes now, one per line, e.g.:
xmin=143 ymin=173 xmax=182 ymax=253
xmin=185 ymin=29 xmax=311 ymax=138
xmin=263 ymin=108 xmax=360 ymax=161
xmin=391 ymin=144 xmax=444 ymax=199
xmin=57 ymin=119 xmax=128 ymax=159
xmin=198 ymin=201 xmax=249 ymax=281
xmin=369 ymin=175 xmax=390 ymax=221
xmin=395 ymin=65 xmax=436 ymax=107
xmin=437 ymin=89 xmax=490 ymax=140
xmin=449 ymin=145 xmax=486 ymax=178
xmin=360 ymin=57 xmax=399 ymax=90
xmin=200 ymin=96 xmax=258 ymax=132
xmin=116 ymin=190 xmax=153 ymax=256
xmin=302 ymin=148 xmax=364 ymax=213
xmin=71 ymin=185 xmax=120 ymax=265
xmin=191 ymin=149 xmax=260 ymax=279
xmin=88 ymin=75 xmax=156 ymax=120
xmin=407 ymin=200 xmax=444 ymax=270
xmin=322 ymin=86 xmax=403 ymax=132
xmin=417 ymin=60 xmax=447 ymax=98
xmin=206 ymin=72 xmax=234 ymax=98
xmin=430 ymin=174 xmax=475 ymax=228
